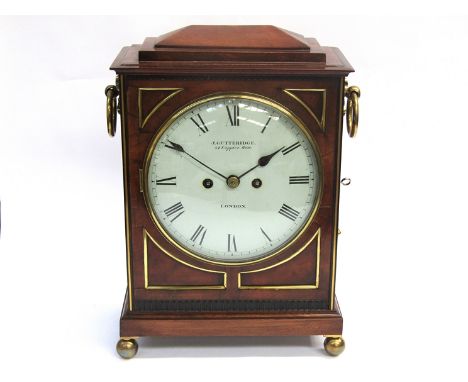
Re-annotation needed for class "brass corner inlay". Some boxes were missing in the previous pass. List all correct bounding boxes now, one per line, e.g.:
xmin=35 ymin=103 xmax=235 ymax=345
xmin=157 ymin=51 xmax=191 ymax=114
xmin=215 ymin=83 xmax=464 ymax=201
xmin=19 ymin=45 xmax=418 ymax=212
xmin=238 ymin=228 xmax=321 ymax=290
xmin=283 ymin=89 xmax=327 ymax=131
xmin=143 ymin=229 xmax=227 ymax=290
xmin=138 ymin=88 xmax=183 ymax=129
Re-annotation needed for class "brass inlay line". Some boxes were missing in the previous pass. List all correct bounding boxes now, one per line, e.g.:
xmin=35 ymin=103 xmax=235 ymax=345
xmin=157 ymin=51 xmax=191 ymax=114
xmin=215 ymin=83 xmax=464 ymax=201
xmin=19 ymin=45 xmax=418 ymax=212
xmin=138 ymin=168 xmax=143 ymax=193
xmin=238 ymin=228 xmax=321 ymax=290
xmin=120 ymin=75 xmax=133 ymax=311
xmin=138 ymin=88 xmax=183 ymax=129
xmin=330 ymin=78 xmax=345 ymax=310
xmin=142 ymin=92 xmax=323 ymax=266
xmin=283 ymin=89 xmax=327 ymax=131
xmin=143 ymin=229 xmax=227 ymax=290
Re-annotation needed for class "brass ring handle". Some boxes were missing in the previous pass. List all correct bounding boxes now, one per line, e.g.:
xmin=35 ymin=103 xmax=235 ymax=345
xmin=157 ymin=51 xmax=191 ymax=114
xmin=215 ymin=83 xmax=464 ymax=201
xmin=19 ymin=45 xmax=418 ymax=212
xmin=105 ymin=85 xmax=119 ymax=137
xmin=345 ymin=85 xmax=360 ymax=138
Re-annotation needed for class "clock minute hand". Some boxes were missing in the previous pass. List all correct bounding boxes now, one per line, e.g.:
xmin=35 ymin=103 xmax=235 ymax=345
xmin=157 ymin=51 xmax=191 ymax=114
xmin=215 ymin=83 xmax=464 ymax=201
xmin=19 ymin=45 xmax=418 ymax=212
xmin=165 ymin=140 xmax=228 ymax=180
xmin=238 ymin=146 xmax=285 ymax=179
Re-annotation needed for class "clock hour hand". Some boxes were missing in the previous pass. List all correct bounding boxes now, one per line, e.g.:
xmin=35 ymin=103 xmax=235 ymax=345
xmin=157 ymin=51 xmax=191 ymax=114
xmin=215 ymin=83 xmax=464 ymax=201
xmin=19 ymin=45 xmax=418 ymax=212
xmin=238 ymin=146 xmax=285 ymax=179
xmin=165 ymin=140 xmax=228 ymax=180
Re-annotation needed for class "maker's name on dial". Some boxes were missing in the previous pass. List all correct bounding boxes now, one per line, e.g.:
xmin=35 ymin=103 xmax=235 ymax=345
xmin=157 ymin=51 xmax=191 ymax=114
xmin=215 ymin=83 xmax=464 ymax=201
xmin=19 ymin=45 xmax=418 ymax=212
xmin=212 ymin=140 xmax=255 ymax=152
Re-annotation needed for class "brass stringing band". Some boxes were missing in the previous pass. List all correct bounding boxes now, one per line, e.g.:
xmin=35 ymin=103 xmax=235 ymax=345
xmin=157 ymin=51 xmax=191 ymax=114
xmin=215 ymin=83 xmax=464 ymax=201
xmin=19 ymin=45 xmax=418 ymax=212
xmin=238 ymin=228 xmax=321 ymax=289
xmin=143 ymin=229 xmax=227 ymax=290
xmin=143 ymin=227 xmax=320 ymax=291
xmin=329 ymin=78 xmax=345 ymax=310
xmin=133 ymin=90 xmax=333 ymax=301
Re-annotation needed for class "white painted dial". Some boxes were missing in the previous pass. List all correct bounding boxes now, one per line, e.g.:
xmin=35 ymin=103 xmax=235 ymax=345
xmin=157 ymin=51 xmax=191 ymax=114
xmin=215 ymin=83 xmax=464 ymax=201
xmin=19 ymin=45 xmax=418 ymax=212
xmin=145 ymin=95 xmax=321 ymax=264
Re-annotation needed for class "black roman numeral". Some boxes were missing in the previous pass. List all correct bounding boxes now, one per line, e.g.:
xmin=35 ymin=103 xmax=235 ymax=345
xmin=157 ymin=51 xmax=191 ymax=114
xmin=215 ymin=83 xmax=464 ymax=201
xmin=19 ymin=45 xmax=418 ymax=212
xmin=163 ymin=202 xmax=185 ymax=222
xmin=226 ymin=105 xmax=240 ymax=126
xmin=289 ymin=176 xmax=309 ymax=185
xmin=260 ymin=227 xmax=272 ymax=242
xmin=282 ymin=142 xmax=301 ymax=155
xmin=190 ymin=225 xmax=207 ymax=245
xmin=190 ymin=114 xmax=208 ymax=133
xmin=155 ymin=176 xmax=176 ymax=185
xmin=278 ymin=204 xmax=300 ymax=221
xmin=227 ymin=234 xmax=237 ymax=252
xmin=261 ymin=116 xmax=272 ymax=134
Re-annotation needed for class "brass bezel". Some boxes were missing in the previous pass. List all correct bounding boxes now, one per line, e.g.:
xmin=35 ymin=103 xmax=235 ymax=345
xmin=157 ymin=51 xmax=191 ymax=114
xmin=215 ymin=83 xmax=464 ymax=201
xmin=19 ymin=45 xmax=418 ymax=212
xmin=142 ymin=92 xmax=324 ymax=266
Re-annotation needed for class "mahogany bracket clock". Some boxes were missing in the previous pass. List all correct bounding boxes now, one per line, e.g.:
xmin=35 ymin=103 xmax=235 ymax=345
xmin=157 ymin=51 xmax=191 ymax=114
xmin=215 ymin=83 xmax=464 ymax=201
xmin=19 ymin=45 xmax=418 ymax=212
xmin=105 ymin=25 xmax=360 ymax=359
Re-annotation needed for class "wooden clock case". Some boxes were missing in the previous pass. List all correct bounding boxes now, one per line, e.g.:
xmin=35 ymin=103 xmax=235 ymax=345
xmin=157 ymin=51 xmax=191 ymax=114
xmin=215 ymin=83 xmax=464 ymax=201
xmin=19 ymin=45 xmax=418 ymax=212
xmin=106 ymin=25 xmax=357 ymax=358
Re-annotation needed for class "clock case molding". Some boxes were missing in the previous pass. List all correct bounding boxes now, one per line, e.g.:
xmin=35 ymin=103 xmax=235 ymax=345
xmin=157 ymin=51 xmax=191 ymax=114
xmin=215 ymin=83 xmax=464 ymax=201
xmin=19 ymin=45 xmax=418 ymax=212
xmin=108 ymin=25 xmax=354 ymax=339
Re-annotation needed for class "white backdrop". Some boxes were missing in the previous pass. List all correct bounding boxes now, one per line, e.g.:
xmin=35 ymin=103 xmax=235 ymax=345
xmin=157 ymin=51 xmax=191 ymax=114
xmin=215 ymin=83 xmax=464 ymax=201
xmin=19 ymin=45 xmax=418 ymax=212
xmin=0 ymin=15 xmax=467 ymax=381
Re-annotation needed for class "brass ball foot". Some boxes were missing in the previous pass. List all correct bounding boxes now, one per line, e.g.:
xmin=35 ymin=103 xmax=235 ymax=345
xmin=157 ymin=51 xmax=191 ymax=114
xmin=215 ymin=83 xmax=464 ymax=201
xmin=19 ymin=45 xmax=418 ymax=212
xmin=116 ymin=338 xmax=138 ymax=359
xmin=324 ymin=336 xmax=345 ymax=356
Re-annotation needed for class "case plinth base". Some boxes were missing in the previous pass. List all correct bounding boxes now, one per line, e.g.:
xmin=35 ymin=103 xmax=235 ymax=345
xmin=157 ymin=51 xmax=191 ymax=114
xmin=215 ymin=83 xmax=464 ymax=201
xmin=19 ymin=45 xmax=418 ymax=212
xmin=119 ymin=292 xmax=343 ymax=338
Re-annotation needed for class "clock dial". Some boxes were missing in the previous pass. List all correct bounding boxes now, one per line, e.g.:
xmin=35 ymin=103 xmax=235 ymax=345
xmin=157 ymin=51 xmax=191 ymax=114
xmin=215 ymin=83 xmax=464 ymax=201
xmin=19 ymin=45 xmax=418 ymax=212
xmin=145 ymin=95 xmax=322 ymax=264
